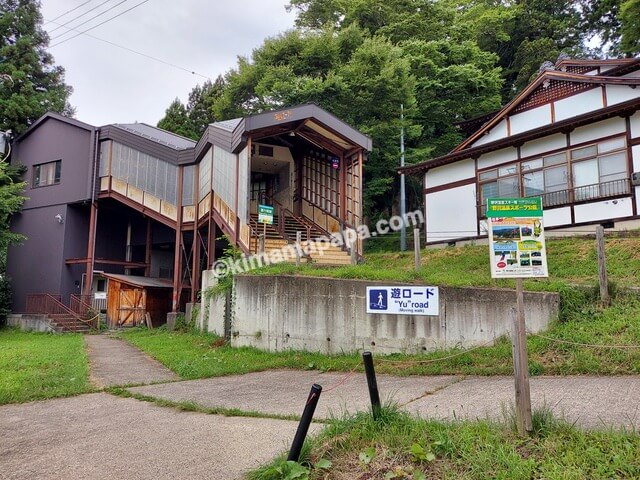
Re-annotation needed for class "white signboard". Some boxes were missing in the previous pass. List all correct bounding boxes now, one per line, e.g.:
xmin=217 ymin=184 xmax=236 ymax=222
xmin=366 ymin=286 xmax=439 ymax=316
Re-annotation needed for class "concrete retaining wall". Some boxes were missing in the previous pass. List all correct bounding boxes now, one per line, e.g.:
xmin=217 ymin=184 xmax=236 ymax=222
xmin=7 ymin=314 xmax=55 ymax=333
xmin=228 ymin=275 xmax=560 ymax=354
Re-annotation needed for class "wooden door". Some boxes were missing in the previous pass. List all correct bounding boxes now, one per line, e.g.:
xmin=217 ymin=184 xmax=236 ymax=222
xmin=117 ymin=288 xmax=146 ymax=327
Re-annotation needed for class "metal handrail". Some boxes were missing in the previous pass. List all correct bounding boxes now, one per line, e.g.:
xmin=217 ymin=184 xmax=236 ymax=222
xmin=478 ymin=178 xmax=632 ymax=215
xmin=267 ymin=196 xmax=314 ymax=242
xmin=26 ymin=293 xmax=98 ymax=330
xmin=70 ymin=294 xmax=94 ymax=317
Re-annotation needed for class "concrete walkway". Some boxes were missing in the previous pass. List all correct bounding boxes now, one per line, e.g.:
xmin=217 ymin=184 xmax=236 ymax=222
xmin=0 ymin=393 xmax=314 ymax=480
xmin=85 ymin=335 xmax=179 ymax=387
xmin=128 ymin=371 xmax=640 ymax=430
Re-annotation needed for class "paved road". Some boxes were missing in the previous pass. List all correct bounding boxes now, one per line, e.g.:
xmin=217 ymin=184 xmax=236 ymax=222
xmin=129 ymin=371 xmax=640 ymax=430
xmin=3 ymin=336 xmax=640 ymax=480
xmin=0 ymin=393 xmax=313 ymax=480
xmin=84 ymin=335 xmax=179 ymax=387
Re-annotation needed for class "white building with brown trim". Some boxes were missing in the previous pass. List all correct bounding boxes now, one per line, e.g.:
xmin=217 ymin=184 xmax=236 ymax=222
xmin=401 ymin=58 xmax=640 ymax=244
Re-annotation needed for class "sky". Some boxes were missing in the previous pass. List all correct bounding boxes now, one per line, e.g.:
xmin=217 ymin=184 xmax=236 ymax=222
xmin=40 ymin=0 xmax=297 ymax=126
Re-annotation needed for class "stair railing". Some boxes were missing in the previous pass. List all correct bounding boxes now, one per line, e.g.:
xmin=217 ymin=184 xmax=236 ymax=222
xmin=26 ymin=293 xmax=98 ymax=330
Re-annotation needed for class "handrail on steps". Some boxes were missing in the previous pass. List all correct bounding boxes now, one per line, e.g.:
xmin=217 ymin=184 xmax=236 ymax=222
xmin=26 ymin=293 xmax=98 ymax=330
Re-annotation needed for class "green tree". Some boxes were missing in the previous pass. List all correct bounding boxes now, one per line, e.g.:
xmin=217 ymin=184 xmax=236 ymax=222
xmin=0 ymin=156 xmax=26 ymax=323
xmin=158 ymin=76 xmax=227 ymax=139
xmin=619 ymin=0 xmax=640 ymax=54
xmin=212 ymin=28 xmax=418 ymax=218
xmin=187 ymin=76 xmax=225 ymax=136
xmin=0 ymin=0 xmax=73 ymax=135
xmin=157 ymin=98 xmax=195 ymax=139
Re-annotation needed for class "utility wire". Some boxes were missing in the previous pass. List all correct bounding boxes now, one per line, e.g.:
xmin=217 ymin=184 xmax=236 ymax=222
xmin=50 ymin=0 xmax=135 ymax=42
xmin=48 ymin=0 xmax=116 ymax=34
xmin=49 ymin=0 xmax=151 ymax=48
xmin=45 ymin=19 xmax=212 ymax=80
xmin=44 ymin=0 xmax=94 ymax=25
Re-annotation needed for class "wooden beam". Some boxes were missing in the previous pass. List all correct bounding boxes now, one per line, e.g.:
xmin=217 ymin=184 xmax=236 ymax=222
xmin=83 ymin=201 xmax=98 ymax=297
xmin=172 ymin=166 xmax=184 ymax=312
xmin=145 ymin=217 xmax=152 ymax=277
xmin=66 ymin=258 xmax=149 ymax=268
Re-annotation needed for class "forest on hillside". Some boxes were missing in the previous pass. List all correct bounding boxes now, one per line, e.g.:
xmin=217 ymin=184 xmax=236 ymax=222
xmin=157 ymin=0 xmax=640 ymax=221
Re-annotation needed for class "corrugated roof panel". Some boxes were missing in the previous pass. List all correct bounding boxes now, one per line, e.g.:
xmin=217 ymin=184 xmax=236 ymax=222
xmin=113 ymin=123 xmax=196 ymax=150
xmin=212 ymin=117 xmax=242 ymax=132
xmin=102 ymin=274 xmax=173 ymax=288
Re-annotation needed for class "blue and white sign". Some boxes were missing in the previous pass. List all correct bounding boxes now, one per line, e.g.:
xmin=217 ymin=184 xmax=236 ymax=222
xmin=366 ymin=286 xmax=439 ymax=316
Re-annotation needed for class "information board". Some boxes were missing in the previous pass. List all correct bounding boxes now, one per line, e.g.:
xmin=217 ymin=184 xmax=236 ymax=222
xmin=258 ymin=204 xmax=274 ymax=225
xmin=486 ymin=198 xmax=548 ymax=279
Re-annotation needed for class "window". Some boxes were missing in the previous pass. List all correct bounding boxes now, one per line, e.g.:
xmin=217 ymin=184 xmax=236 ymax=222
xmin=33 ymin=160 xmax=61 ymax=187
xmin=478 ymin=136 xmax=628 ymax=213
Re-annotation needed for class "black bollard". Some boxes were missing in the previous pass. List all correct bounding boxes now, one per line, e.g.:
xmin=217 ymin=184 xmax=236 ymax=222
xmin=287 ymin=383 xmax=322 ymax=462
xmin=362 ymin=351 xmax=381 ymax=420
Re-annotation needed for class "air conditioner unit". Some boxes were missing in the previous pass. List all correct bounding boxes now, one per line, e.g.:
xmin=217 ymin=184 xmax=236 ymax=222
xmin=632 ymin=172 xmax=640 ymax=186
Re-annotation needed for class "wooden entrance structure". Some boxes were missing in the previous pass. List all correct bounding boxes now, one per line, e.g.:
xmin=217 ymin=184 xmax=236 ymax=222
xmin=103 ymin=274 xmax=172 ymax=328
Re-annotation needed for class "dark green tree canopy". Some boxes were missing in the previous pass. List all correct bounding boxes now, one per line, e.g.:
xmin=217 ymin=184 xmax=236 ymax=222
xmin=0 ymin=0 xmax=73 ymax=135
xmin=159 ymin=0 xmax=634 ymax=219
xmin=157 ymin=75 xmax=226 ymax=140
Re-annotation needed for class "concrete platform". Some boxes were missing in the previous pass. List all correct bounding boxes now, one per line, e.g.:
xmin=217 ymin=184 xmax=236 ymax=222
xmin=0 ymin=393 xmax=314 ymax=480
xmin=128 ymin=370 xmax=460 ymax=419
xmin=129 ymin=371 xmax=640 ymax=430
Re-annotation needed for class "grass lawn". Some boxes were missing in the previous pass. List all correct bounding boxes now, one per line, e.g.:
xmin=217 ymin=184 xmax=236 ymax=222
xmin=248 ymin=407 xmax=640 ymax=480
xmin=120 ymin=293 xmax=640 ymax=378
xmin=0 ymin=329 xmax=92 ymax=405
xmin=249 ymin=234 xmax=640 ymax=292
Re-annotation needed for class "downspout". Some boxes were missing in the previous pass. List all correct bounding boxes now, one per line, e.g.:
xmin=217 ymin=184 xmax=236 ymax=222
xmin=83 ymin=128 xmax=100 ymax=297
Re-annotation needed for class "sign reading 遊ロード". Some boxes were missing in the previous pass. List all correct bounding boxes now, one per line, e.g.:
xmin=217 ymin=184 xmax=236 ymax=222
xmin=486 ymin=197 xmax=548 ymax=279
xmin=366 ymin=286 xmax=439 ymax=316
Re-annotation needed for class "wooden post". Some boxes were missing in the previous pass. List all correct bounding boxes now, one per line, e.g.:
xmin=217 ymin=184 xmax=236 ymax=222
xmin=350 ymin=230 xmax=357 ymax=265
xmin=413 ymin=228 xmax=421 ymax=270
xmin=596 ymin=225 xmax=610 ymax=305
xmin=145 ymin=217 xmax=152 ymax=277
xmin=296 ymin=231 xmax=301 ymax=266
xmin=512 ymin=278 xmax=533 ymax=436
xmin=258 ymin=234 xmax=265 ymax=255
xmin=83 ymin=201 xmax=98 ymax=297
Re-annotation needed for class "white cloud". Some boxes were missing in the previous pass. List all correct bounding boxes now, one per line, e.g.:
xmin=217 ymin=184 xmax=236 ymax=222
xmin=40 ymin=0 xmax=296 ymax=126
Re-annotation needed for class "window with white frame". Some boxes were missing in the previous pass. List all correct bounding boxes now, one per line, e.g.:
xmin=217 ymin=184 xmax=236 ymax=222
xmin=478 ymin=136 xmax=628 ymax=212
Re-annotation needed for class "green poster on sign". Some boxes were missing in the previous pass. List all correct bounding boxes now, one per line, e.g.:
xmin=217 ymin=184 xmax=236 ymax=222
xmin=487 ymin=197 xmax=548 ymax=279
xmin=486 ymin=198 xmax=543 ymax=218
xmin=258 ymin=204 xmax=274 ymax=225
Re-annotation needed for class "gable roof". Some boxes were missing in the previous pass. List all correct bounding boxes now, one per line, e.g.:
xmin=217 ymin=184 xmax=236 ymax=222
xmin=110 ymin=123 xmax=196 ymax=151
xmin=199 ymin=104 xmax=372 ymax=159
xmin=452 ymin=61 xmax=640 ymax=153
xmin=400 ymin=95 xmax=640 ymax=175
xmin=15 ymin=112 xmax=95 ymax=142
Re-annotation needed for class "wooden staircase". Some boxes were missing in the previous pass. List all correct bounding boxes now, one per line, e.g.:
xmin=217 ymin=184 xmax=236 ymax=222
xmin=249 ymin=213 xmax=352 ymax=266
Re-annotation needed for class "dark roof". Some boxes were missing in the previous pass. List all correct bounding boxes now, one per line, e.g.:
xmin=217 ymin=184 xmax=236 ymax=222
xmin=111 ymin=123 xmax=196 ymax=150
xmin=15 ymin=112 xmax=96 ymax=142
xmin=204 ymin=104 xmax=373 ymax=156
xmin=102 ymin=273 xmax=173 ymax=289
xmin=453 ymin=66 xmax=640 ymax=154
xmin=400 ymin=96 xmax=640 ymax=175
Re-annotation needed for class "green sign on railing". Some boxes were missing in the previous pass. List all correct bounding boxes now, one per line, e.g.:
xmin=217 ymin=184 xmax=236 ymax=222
xmin=258 ymin=204 xmax=274 ymax=225
xmin=486 ymin=197 xmax=543 ymax=218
